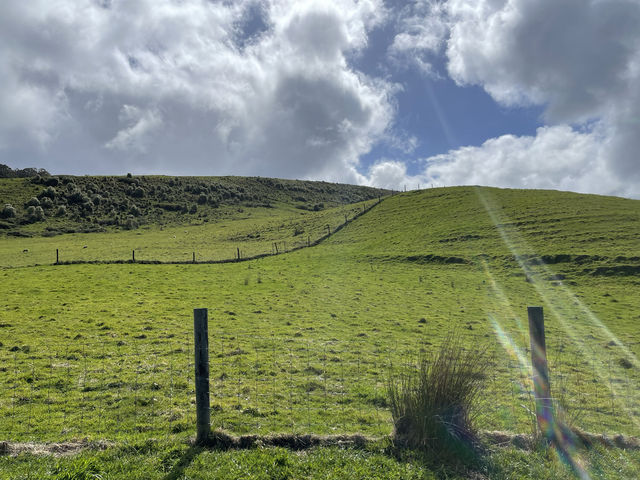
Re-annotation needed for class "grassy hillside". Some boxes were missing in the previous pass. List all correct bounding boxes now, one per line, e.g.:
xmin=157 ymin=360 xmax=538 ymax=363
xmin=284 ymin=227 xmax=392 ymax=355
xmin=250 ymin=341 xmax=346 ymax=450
xmin=0 ymin=175 xmax=388 ymax=237
xmin=1 ymin=185 xmax=639 ymax=478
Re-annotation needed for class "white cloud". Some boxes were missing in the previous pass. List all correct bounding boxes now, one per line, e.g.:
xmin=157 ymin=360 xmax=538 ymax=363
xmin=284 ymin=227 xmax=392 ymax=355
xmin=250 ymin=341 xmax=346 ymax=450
xmin=367 ymin=125 xmax=634 ymax=197
xmin=0 ymin=0 xmax=393 ymax=180
xmin=379 ymin=0 xmax=640 ymax=197
xmin=388 ymin=0 xmax=448 ymax=75
xmin=442 ymin=0 xmax=640 ymax=190
xmin=105 ymin=106 xmax=163 ymax=154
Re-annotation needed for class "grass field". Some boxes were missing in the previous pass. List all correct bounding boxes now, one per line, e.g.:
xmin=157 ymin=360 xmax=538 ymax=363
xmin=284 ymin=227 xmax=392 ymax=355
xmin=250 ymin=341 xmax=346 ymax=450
xmin=1 ymin=185 xmax=640 ymax=478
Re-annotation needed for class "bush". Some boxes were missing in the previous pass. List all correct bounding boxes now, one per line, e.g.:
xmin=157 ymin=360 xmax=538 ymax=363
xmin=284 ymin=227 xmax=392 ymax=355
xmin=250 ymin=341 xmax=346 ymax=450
xmin=41 ymin=197 xmax=54 ymax=209
xmin=122 ymin=215 xmax=138 ymax=230
xmin=130 ymin=205 xmax=142 ymax=217
xmin=387 ymin=333 xmax=488 ymax=456
xmin=55 ymin=205 xmax=67 ymax=217
xmin=1 ymin=204 xmax=16 ymax=219
xmin=67 ymin=189 xmax=89 ymax=205
xmin=25 ymin=197 xmax=40 ymax=207
xmin=197 ymin=194 xmax=208 ymax=205
xmin=26 ymin=205 xmax=45 ymax=222
xmin=132 ymin=187 xmax=145 ymax=198
xmin=39 ymin=186 xmax=57 ymax=199
xmin=44 ymin=176 xmax=59 ymax=187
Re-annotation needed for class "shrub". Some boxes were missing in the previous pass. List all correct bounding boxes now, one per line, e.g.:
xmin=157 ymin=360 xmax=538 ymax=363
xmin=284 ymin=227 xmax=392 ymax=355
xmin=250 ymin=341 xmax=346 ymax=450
xmin=122 ymin=215 xmax=138 ymax=230
xmin=41 ymin=197 xmax=54 ymax=209
xmin=25 ymin=197 xmax=40 ymax=207
xmin=26 ymin=205 xmax=45 ymax=222
xmin=129 ymin=204 xmax=142 ymax=217
xmin=387 ymin=333 xmax=488 ymax=456
xmin=55 ymin=205 xmax=67 ymax=217
xmin=67 ymin=189 xmax=89 ymax=205
xmin=81 ymin=201 xmax=94 ymax=214
xmin=1 ymin=204 xmax=16 ymax=219
xmin=44 ymin=176 xmax=59 ymax=187
xmin=189 ymin=204 xmax=198 ymax=214
xmin=197 ymin=194 xmax=208 ymax=205
xmin=132 ymin=187 xmax=145 ymax=198
xmin=40 ymin=186 xmax=57 ymax=199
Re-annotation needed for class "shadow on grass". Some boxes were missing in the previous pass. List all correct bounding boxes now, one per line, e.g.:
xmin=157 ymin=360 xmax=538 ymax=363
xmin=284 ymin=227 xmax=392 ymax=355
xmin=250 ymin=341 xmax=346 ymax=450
xmin=163 ymin=445 xmax=204 ymax=480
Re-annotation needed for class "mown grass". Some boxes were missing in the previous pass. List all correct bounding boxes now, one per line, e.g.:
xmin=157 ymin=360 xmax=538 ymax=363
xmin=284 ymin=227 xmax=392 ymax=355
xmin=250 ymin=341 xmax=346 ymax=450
xmin=1 ymin=185 xmax=639 ymax=478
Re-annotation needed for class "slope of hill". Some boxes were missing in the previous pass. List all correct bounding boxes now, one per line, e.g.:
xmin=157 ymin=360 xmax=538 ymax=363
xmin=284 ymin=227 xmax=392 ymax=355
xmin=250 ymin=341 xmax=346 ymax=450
xmin=0 ymin=175 xmax=389 ymax=237
xmin=326 ymin=186 xmax=640 ymax=261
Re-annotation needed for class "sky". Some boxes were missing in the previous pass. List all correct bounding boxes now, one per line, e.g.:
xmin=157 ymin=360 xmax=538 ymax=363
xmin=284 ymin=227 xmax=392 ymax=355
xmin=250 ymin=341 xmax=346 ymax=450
xmin=1 ymin=0 xmax=639 ymax=198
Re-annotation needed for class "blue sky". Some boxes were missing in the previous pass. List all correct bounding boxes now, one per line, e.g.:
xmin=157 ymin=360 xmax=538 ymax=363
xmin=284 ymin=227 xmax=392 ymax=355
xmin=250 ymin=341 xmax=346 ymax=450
xmin=0 ymin=0 xmax=639 ymax=197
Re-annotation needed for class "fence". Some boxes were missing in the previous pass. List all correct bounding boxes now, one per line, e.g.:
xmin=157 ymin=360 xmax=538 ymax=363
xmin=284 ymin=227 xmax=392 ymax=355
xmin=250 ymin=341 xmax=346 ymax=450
xmin=4 ymin=199 xmax=383 ymax=269
xmin=1 ymin=308 xmax=639 ymax=442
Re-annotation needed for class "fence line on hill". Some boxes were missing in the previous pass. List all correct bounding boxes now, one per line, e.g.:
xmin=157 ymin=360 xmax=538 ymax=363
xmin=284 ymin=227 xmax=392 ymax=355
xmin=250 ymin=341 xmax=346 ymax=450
xmin=5 ymin=198 xmax=386 ymax=269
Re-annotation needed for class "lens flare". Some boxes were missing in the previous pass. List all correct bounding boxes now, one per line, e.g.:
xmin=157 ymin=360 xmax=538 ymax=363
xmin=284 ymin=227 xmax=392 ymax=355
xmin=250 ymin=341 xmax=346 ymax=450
xmin=475 ymin=187 xmax=639 ymax=477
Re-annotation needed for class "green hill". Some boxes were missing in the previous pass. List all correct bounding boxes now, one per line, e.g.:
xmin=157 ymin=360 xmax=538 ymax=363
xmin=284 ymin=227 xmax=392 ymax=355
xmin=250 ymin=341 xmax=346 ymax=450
xmin=0 ymin=175 xmax=389 ymax=237
xmin=1 ymin=184 xmax=639 ymax=479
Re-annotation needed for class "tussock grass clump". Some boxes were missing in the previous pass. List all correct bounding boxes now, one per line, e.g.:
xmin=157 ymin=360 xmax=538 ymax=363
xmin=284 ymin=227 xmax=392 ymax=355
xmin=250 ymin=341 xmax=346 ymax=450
xmin=387 ymin=334 xmax=489 ymax=456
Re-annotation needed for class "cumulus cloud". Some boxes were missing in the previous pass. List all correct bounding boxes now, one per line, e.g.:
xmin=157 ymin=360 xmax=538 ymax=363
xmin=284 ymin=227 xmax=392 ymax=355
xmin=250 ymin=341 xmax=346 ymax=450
xmin=367 ymin=124 xmax=634 ymax=197
xmin=382 ymin=0 xmax=640 ymax=197
xmin=0 ymin=0 xmax=393 ymax=180
xmin=388 ymin=0 xmax=448 ymax=75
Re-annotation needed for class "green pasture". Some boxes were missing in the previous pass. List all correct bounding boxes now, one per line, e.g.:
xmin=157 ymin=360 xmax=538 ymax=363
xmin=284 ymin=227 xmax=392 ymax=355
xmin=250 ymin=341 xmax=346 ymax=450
xmin=1 ymin=185 xmax=640 ymax=478
xmin=0 ymin=201 xmax=373 ymax=267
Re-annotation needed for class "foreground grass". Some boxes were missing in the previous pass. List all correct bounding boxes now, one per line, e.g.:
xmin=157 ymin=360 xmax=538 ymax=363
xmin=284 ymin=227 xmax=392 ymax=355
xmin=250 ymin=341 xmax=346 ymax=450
xmin=2 ymin=440 xmax=640 ymax=479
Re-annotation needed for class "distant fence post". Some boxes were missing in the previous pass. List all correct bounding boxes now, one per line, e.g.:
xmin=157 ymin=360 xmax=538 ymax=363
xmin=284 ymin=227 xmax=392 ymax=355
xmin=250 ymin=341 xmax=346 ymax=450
xmin=528 ymin=306 xmax=553 ymax=441
xmin=56 ymin=249 xmax=59 ymax=264
xmin=307 ymin=235 xmax=310 ymax=247
xmin=194 ymin=308 xmax=210 ymax=444
xmin=132 ymin=250 xmax=135 ymax=262
xmin=326 ymin=225 xmax=330 ymax=235
xmin=237 ymin=247 xmax=240 ymax=260
xmin=193 ymin=252 xmax=196 ymax=263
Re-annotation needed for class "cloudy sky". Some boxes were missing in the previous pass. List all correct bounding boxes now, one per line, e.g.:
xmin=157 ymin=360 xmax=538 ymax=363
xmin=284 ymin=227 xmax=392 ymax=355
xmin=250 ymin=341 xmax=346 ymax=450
xmin=1 ymin=0 xmax=639 ymax=197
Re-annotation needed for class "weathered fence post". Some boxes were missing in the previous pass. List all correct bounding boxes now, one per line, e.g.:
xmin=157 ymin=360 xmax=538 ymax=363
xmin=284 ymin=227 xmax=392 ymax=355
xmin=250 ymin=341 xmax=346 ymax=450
xmin=56 ymin=249 xmax=59 ymax=264
xmin=132 ymin=250 xmax=135 ymax=262
xmin=528 ymin=306 xmax=553 ymax=440
xmin=307 ymin=235 xmax=310 ymax=247
xmin=194 ymin=308 xmax=210 ymax=444
xmin=193 ymin=252 xmax=196 ymax=263
xmin=237 ymin=247 xmax=240 ymax=261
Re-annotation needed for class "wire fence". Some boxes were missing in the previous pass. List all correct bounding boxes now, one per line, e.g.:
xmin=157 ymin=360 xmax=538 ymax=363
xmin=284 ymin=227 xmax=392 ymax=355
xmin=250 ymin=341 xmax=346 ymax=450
xmin=1 ymin=324 xmax=639 ymax=442
xmin=2 ymin=199 xmax=382 ymax=268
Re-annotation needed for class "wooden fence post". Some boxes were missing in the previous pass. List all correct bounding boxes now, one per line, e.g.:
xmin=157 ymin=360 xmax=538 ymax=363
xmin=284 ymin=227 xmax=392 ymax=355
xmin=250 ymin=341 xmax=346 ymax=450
xmin=132 ymin=250 xmax=135 ymax=262
xmin=307 ymin=235 xmax=310 ymax=247
xmin=193 ymin=252 xmax=196 ymax=263
xmin=237 ymin=247 xmax=240 ymax=260
xmin=528 ymin=306 xmax=553 ymax=440
xmin=56 ymin=249 xmax=59 ymax=264
xmin=194 ymin=308 xmax=210 ymax=444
